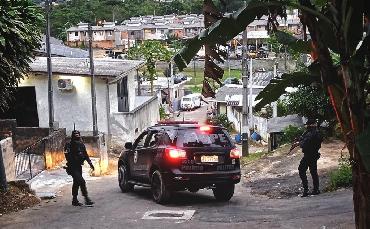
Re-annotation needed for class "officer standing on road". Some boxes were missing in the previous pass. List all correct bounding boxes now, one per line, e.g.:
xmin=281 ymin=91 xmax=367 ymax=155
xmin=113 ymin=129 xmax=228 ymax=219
xmin=64 ymin=130 xmax=95 ymax=206
xmin=290 ymin=119 xmax=323 ymax=197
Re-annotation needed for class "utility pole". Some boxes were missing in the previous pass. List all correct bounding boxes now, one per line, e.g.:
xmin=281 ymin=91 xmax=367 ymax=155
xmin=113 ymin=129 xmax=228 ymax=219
xmin=88 ymin=24 xmax=99 ymax=136
xmin=193 ymin=57 xmax=196 ymax=79
xmin=227 ymin=45 xmax=231 ymax=77
xmin=46 ymin=0 xmax=54 ymax=132
xmin=167 ymin=62 xmax=171 ymax=109
xmin=241 ymin=1 xmax=249 ymax=157
xmin=272 ymin=63 xmax=278 ymax=117
xmin=248 ymin=58 xmax=253 ymax=130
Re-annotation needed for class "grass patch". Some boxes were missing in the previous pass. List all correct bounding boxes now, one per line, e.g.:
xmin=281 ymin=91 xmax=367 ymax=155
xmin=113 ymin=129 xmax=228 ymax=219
xmin=240 ymin=150 xmax=270 ymax=166
xmin=182 ymin=68 xmax=242 ymax=85
xmin=189 ymin=85 xmax=202 ymax=93
xmin=326 ymin=156 xmax=352 ymax=191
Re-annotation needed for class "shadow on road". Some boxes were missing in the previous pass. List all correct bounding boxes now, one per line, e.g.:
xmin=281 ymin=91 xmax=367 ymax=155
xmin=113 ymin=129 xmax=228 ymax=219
xmin=121 ymin=187 xmax=231 ymax=207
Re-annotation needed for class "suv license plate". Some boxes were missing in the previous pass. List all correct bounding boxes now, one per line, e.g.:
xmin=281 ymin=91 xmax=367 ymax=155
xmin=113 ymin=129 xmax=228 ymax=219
xmin=201 ymin=155 xmax=218 ymax=163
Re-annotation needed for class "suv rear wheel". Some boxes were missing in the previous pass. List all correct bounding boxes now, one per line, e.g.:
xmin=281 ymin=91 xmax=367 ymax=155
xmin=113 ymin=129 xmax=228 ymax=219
xmin=118 ymin=163 xmax=134 ymax=193
xmin=151 ymin=170 xmax=171 ymax=204
xmin=212 ymin=183 xmax=235 ymax=201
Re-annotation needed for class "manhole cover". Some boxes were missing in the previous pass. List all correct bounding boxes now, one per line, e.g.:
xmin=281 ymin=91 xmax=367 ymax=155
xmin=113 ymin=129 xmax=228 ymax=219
xmin=150 ymin=213 xmax=184 ymax=218
xmin=142 ymin=210 xmax=196 ymax=220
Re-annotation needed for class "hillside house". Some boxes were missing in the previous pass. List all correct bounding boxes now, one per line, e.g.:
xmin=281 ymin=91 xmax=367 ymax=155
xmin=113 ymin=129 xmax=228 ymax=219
xmin=4 ymin=57 xmax=159 ymax=148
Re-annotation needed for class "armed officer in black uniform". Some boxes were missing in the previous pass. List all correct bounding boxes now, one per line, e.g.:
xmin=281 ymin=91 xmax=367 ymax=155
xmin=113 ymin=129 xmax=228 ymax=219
xmin=64 ymin=130 xmax=95 ymax=206
xmin=290 ymin=119 xmax=323 ymax=197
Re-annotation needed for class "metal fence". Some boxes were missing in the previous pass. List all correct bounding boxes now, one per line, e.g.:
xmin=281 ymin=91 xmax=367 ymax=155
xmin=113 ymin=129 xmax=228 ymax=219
xmin=15 ymin=138 xmax=46 ymax=181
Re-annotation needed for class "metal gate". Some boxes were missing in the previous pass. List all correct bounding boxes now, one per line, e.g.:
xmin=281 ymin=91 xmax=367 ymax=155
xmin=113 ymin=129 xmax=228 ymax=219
xmin=15 ymin=138 xmax=46 ymax=181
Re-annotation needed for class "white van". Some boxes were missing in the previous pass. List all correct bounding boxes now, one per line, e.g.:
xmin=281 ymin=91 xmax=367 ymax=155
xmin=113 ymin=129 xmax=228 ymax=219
xmin=180 ymin=93 xmax=201 ymax=111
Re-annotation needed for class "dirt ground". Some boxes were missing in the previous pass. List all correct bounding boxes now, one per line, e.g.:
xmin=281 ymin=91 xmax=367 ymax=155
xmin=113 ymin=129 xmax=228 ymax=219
xmin=0 ymin=181 xmax=40 ymax=215
xmin=242 ymin=139 xmax=349 ymax=199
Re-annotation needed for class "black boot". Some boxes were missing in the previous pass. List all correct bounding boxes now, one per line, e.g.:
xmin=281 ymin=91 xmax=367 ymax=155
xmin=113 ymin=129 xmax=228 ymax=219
xmin=301 ymin=189 xmax=309 ymax=198
xmin=310 ymin=189 xmax=320 ymax=195
xmin=72 ymin=197 xmax=83 ymax=206
xmin=85 ymin=197 xmax=94 ymax=205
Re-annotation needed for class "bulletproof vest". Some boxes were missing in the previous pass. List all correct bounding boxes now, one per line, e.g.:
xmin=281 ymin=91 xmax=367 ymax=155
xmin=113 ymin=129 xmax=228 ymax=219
xmin=67 ymin=141 xmax=86 ymax=166
xmin=301 ymin=129 xmax=323 ymax=155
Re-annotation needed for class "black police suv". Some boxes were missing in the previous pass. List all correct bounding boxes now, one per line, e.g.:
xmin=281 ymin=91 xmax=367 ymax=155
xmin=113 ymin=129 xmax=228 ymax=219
xmin=118 ymin=121 xmax=241 ymax=204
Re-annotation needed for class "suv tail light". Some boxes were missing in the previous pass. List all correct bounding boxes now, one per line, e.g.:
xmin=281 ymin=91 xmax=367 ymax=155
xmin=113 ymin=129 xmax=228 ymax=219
xmin=165 ymin=148 xmax=187 ymax=159
xmin=230 ymin=148 xmax=241 ymax=159
xmin=199 ymin=125 xmax=211 ymax=132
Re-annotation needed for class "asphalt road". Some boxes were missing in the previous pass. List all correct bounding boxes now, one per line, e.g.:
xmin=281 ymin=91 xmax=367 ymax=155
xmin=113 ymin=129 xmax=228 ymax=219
xmin=0 ymin=174 xmax=354 ymax=229
xmin=0 ymin=106 xmax=355 ymax=229
xmin=174 ymin=103 xmax=208 ymax=124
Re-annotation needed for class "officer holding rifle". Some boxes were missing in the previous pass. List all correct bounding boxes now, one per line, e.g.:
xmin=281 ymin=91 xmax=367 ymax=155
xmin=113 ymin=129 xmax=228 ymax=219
xmin=289 ymin=119 xmax=323 ymax=197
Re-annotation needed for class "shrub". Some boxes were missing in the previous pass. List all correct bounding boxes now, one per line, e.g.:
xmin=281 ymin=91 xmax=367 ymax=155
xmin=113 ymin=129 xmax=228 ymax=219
xmin=281 ymin=125 xmax=305 ymax=144
xmin=334 ymin=122 xmax=344 ymax=140
xmin=327 ymin=157 xmax=352 ymax=191
xmin=159 ymin=106 xmax=168 ymax=120
xmin=211 ymin=114 xmax=234 ymax=132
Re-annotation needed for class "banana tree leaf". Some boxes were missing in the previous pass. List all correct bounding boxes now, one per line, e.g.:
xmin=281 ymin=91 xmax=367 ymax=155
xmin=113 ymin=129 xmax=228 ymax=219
xmin=202 ymin=80 xmax=216 ymax=98
xmin=254 ymin=71 xmax=321 ymax=111
xmin=317 ymin=7 xmax=340 ymax=53
xmin=274 ymin=30 xmax=312 ymax=54
xmin=351 ymin=35 xmax=370 ymax=71
xmin=173 ymin=0 xmax=285 ymax=70
xmin=342 ymin=0 xmax=364 ymax=55
xmin=173 ymin=0 xmax=333 ymax=71
xmin=355 ymin=126 xmax=370 ymax=172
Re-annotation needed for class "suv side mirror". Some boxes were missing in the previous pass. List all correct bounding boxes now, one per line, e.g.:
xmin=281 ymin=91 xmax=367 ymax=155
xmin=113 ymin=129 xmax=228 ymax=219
xmin=124 ymin=142 xmax=133 ymax=150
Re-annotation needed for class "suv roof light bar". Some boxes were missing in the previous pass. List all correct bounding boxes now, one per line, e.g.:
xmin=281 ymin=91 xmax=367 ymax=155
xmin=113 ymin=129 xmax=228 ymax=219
xmin=156 ymin=121 xmax=198 ymax=125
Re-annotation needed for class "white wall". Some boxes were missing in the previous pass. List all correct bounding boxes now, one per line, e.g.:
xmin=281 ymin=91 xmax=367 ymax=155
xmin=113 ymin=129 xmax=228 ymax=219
xmin=21 ymin=71 xmax=156 ymax=148
xmin=110 ymin=97 xmax=159 ymax=148
xmin=20 ymin=74 xmax=109 ymax=135
xmin=93 ymin=31 xmax=106 ymax=41
xmin=252 ymin=116 xmax=268 ymax=140
xmin=109 ymin=72 xmax=136 ymax=113
xmin=224 ymin=106 xmax=268 ymax=140
xmin=68 ymin=32 xmax=80 ymax=41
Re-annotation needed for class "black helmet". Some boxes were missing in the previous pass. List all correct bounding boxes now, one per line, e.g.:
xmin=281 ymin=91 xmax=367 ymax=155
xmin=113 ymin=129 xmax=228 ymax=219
xmin=71 ymin=130 xmax=81 ymax=141
xmin=305 ymin=118 xmax=317 ymax=126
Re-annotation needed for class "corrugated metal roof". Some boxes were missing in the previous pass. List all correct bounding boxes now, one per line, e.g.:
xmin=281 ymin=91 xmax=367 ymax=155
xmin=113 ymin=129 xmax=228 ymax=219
xmin=29 ymin=57 xmax=144 ymax=77
xmin=37 ymin=36 xmax=89 ymax=58
xmin=267 ymin=115 xmax=304 ymax=133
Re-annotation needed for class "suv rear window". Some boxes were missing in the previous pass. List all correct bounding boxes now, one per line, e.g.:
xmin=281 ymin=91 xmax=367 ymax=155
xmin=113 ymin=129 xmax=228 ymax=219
xmin=163 ymin=128 xmax=232 ymax=147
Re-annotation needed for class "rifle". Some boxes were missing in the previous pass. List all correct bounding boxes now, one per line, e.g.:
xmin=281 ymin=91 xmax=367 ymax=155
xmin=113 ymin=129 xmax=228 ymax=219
xmin=287 ymin=129 xmax=311 ymax=154
xmin=288 ymin=140 xmax=300 ymax=154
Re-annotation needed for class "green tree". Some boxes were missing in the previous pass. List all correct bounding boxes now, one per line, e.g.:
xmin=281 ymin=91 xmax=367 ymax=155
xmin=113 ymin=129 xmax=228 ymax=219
xmin=282 ymin=85 xmax=335 ymax=126
xmin=128 ymin=40 xmax=172 ymax=94
xmin=173 ymin=0 xmax=370 ymax=227
xmin=0 ymin=0 xmax=44 ymax=111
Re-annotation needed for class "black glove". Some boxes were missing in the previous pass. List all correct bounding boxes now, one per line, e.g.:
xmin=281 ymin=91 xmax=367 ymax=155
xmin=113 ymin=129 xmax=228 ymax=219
xmin=90 ymin=164 xmax=95 ymax=171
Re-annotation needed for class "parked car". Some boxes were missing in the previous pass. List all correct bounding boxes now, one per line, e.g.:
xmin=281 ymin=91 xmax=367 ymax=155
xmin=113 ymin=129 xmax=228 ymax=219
xmin=223 ymin=77 xmax=242 ymax=85
xmin=173 ymin=73 xmax=188 ymax=84
xmin=180 ymin=93 xmax=201 ymax=111
xmin=118 ymin=121 xmax=241 ymax=203
xmin=256 ymin=50 xmax=268 ymax=58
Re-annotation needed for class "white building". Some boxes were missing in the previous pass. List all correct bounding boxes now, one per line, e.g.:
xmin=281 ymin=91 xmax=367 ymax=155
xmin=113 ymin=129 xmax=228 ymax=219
xmin=19 ymin=57 xmax=159 ymax=148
